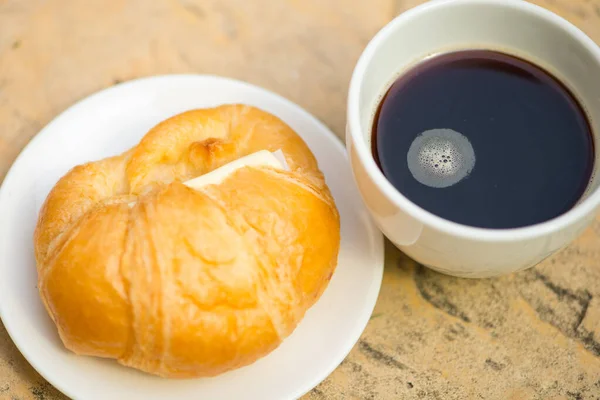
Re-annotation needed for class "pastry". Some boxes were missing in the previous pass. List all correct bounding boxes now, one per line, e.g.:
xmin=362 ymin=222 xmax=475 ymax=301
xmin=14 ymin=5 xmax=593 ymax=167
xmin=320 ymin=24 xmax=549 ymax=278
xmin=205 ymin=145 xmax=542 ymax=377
xmin=34 ymin=104 xmax=340 ymax=378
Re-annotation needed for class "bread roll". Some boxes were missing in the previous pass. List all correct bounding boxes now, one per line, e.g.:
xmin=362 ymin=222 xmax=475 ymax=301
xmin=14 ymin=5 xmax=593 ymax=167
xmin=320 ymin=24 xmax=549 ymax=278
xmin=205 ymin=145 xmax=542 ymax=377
xmin=34 ymin=104 xmax=340 ymax=378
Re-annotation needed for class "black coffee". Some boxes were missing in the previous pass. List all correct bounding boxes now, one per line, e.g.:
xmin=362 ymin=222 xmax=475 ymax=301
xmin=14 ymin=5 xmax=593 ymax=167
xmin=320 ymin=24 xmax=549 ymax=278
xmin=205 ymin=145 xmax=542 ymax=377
xmin=372 ymin=50 xmax=594 ymax=229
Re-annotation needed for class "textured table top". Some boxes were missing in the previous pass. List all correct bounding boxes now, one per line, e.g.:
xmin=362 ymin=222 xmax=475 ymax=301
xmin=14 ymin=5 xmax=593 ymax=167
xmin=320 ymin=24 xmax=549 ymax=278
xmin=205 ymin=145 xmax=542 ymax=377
xmin=1 ymin=1 xmax=600 ymax=399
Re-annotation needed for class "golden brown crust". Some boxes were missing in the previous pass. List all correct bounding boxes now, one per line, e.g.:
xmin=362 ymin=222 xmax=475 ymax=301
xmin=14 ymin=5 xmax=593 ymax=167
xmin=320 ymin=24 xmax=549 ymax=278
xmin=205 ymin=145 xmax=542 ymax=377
xmin=34 ymin=104 xmax=340 ymax=378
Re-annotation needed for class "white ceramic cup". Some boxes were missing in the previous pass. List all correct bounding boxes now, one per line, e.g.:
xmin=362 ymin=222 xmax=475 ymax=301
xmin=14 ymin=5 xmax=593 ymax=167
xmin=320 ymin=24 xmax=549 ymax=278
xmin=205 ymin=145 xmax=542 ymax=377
xmin=346 ymin=0 xmax=600 ymax=278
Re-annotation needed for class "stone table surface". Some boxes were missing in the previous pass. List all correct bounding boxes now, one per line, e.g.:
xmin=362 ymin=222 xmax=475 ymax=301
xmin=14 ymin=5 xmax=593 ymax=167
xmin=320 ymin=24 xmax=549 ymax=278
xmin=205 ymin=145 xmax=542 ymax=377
xmin=1 ymin=0 xmax=600 ymax=399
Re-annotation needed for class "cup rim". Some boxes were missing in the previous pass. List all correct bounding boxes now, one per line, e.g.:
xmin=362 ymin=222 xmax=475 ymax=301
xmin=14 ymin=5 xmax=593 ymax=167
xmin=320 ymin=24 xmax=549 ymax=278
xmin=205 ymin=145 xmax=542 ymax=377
xmin=347 ymin=0 xmax=600 ymax=242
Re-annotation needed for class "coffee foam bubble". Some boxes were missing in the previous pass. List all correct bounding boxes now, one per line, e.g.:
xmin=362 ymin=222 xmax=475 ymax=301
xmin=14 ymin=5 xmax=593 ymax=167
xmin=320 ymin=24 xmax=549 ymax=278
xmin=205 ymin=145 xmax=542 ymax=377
xmin=407 ymin=129 xmax=475 ymax=188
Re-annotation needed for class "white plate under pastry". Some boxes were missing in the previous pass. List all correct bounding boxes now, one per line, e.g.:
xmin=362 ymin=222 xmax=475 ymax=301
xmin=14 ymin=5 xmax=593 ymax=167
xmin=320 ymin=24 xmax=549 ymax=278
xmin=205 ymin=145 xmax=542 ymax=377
xmin=0 ymin=75 xmax=384 ymax=400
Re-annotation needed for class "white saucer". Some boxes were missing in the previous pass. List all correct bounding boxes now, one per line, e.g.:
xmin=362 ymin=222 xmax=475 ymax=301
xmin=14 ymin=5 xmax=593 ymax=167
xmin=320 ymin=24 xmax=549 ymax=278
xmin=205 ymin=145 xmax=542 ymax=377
xmin=0 ymin=75 xmax=384 ymax=400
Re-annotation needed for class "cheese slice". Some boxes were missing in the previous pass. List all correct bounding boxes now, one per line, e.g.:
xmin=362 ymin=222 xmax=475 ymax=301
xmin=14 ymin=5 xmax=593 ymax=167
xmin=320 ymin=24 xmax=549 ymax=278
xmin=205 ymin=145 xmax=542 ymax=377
xmin=183 ymin=150 xmax=286 ymax=190
xmin=126 ymin=150 xmax=287 ymax=208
